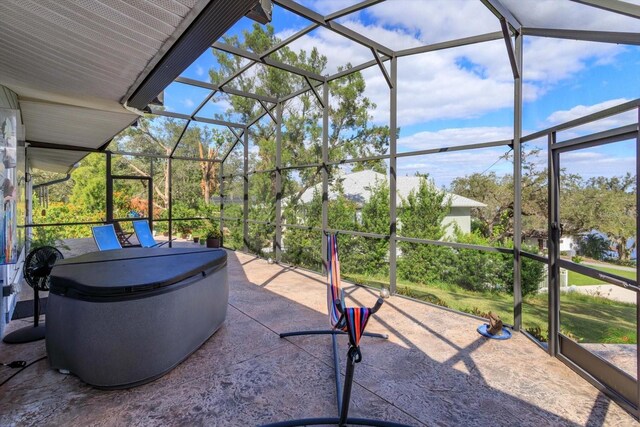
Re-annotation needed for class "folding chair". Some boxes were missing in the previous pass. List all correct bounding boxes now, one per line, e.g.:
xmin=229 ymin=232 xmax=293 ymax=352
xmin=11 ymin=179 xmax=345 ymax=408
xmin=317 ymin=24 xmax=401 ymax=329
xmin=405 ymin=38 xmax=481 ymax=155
xmin=268 ymin=233 xmax=406 ymax=427
xmin=92 ymin=224 xmax=122 ymax=251
xmin=132 ymin=220 xmax=171 ymax=248
xmin=113 ymin=221 xmax=139 ymax=247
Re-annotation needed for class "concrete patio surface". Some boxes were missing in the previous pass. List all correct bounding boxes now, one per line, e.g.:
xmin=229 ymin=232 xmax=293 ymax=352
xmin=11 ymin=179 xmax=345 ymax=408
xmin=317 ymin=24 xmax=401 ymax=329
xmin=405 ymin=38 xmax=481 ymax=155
xmin=0 ymin=244 xmax=637 ymax=426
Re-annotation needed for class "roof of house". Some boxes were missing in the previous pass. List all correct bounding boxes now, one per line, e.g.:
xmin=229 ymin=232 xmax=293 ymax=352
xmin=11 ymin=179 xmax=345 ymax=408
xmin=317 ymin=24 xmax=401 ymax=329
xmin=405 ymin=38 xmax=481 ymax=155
xmin=298 ymin=170 xmax=486 ymax=208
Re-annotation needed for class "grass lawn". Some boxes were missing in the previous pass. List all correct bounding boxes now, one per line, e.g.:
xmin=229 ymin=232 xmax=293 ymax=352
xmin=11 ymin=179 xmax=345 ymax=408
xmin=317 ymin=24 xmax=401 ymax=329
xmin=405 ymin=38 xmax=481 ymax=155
xmin=343 ymin=272 xmax=636 ymax=344
xmin=568 ymin=265 xmax=636 ymax=286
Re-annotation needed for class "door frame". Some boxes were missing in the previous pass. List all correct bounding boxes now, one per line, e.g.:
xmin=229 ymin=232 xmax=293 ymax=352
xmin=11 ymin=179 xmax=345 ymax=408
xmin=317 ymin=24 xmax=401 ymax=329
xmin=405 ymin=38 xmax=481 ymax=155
xmin=548 ymin=125 xmax=640 ymax=415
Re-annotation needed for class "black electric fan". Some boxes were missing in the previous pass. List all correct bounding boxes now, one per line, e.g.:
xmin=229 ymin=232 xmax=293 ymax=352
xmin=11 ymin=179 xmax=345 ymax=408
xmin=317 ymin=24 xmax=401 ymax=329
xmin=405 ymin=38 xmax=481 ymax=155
xmin=3 ymin=246 xmax=63 ymax=344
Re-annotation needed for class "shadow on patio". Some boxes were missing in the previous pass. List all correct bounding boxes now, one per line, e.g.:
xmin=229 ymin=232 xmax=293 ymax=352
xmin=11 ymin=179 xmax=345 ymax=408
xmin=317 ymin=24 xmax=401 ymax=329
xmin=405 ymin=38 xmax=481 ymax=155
xmin=0 ymin=249 xmax=634 ymax=426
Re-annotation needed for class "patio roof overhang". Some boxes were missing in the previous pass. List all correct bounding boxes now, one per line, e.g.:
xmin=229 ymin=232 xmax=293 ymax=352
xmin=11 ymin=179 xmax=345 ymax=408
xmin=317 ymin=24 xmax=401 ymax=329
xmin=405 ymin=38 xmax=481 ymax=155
xmin=0 ymin=0 xmax=259 ymax=173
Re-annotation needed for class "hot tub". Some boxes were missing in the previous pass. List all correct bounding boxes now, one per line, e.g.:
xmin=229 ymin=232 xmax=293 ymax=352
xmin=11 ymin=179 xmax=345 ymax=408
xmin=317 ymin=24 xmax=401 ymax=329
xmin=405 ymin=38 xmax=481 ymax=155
xmin=46 ymin=247 xmax=228 ymax=389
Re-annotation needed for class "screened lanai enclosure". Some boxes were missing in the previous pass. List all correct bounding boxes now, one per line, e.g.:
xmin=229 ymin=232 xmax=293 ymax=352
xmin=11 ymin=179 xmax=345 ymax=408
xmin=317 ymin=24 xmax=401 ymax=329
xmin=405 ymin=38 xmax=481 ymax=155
xmin=2 ymin=0 xmax=640 ymax=422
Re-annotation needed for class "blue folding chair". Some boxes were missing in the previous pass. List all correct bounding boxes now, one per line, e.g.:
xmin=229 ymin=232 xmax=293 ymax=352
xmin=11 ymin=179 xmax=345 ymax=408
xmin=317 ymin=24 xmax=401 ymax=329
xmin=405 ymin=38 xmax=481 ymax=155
xmin=132 ymin=220 xmax=170 ymax=248
xmin=92 ymin=225 xmax=122 ymax=251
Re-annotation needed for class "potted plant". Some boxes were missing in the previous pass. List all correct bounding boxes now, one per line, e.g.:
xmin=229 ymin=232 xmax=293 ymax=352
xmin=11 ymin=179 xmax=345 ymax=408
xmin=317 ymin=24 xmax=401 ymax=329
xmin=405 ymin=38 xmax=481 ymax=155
xmin=206 ymin=227 xmax=222 ymax=248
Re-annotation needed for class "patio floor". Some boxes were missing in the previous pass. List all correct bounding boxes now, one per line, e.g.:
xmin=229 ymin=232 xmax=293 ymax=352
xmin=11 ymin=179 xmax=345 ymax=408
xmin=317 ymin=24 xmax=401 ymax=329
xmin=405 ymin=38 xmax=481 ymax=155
xmin=0 ymin=243 xmax=637 ymax=426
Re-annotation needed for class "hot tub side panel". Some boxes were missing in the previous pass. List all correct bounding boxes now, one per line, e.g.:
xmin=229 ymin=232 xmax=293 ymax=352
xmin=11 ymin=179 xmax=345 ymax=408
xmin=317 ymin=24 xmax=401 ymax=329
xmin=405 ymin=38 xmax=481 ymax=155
xmin=46 ymin=267 xmax=228 ymax=388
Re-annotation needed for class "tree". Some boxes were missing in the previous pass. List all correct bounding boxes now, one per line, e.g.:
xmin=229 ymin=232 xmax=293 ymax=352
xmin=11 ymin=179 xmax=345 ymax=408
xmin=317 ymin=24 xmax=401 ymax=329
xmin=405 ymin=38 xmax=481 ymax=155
xmin=352 ymin=179 xmax=389 ymax=275
xmin=69 ymin=153 xmax=108 ymax=214
xmin=30 ymin=170 xmax=73 ymax=204
xmin=400 ymin=175 xmax=450 ymax=240
xmin=450 ymin=172 xmax=512 ymax=241
xmin=397 ymin=175 xmax=451 ymax=283
xmin=210 ymin=23 xmax=391 ymax=233
xmin=111 ymin=114 xmax=230 ymax=225
xmin=449 ymin=148 xmax=550 ymax=245
xmin=564 ymin=173 xmax=636 ymax=261
xmin=112 ymin=115 xmax=180 ymax=211
xmin=520 ymin=149 xmax=551 ymax=244
xmin=578 ymin=233 xmax=611 ymax=261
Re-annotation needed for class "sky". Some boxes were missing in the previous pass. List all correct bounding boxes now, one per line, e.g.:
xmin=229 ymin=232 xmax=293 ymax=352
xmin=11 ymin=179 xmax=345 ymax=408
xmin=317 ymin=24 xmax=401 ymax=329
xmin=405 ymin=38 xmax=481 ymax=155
xmin=164 ymin=0 xmax=640 ymax=189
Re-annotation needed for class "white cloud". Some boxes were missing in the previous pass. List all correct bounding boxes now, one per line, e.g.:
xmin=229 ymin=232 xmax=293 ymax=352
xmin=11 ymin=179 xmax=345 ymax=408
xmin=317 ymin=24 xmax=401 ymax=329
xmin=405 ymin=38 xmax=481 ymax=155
xmin=361 ymin=0 xmax=500 ymax=47
xmin=561 ymin=149 xmax=636 ymax=179
xmin=337 ymin=18 xmax=423 ymax=51
xmin=395 ymin=126 xmax=635 ymax=187
xmin=196 ymin=65 xmax=205 ymax=77
xmin=397 ymin=146 xmax=513 ymax=188
xmin=283 ymin=24 xmax=516 ymax=126
xmin=398 ymin=127 xmax=513 ymax=151
xmin=183 ymin=98 xmax=195 ymax=108
xmin=501 ymin=0 xmax=640 ymax=33
xmin=274 ymin=10 xmax=625 ymax=128
xmin=284 ymin=25 xmax=374 ymax=75
xmin=523 ymin=38 xmax=623 ymax=85
xmin=381 ymin=44 xmax=514 ymax=125
xmin=526 ymin=147 xmax=635 ymax=182
xmin=393 ymin=97 xmax=638 ymax=185
xmin=297 ymin=0 xmax=358 ymax=16
xmin=274 ymin=28 xmax=301 ymax=42
xmin=545 ymin=98 xmax=636 ymax=138
xmin=547 ymin=98 xmax=632 ymax=124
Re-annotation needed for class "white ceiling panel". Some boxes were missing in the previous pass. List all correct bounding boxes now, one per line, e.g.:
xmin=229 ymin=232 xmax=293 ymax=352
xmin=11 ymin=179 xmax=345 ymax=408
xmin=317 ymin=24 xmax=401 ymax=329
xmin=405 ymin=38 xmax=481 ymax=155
xmin=0 ymin=0 xmax=206 ymax=104
xmin=0 ymin=0 xmax=213 ymax=172
xmin=20 ymin=100 xmax=137 ymax=149
xmin=27 ymin=148 xmax=88 ymax=175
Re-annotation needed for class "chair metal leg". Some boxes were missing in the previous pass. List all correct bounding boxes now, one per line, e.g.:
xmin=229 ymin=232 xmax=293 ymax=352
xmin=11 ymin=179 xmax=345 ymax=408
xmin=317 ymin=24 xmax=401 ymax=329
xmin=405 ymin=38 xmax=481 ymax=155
xmin=279 ymin=330 xmax=387 ymax=340
xmin=331 ymin=333 xmax=342 ymax=412
xmin=279 ymin=329 xmax=344 ymax=338
xmin=338 ymin=349 xmax=356 ymax=426
xmin=270 ymin=314 xmax=401 ymax=426
xmin=363 ymin=331 xmax=388 ymax=339
xmin=262 ymin=418 xmax=410 ymax=427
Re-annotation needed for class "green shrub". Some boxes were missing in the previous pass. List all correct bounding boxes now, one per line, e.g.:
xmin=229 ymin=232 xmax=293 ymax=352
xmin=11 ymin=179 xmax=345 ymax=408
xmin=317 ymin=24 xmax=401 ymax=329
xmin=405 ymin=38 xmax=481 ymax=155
xmin=440 ymin=233 xmax=545 ymax=297
xmin=577 ymin=233 xmax=610 ymax=261
xmin=398 ymin=244 xmax=452 ymax=284
xmin=526 ymin=326 xmax=548 ymax=342
xmin=460 ymin=306 xmax=490 ymax=319
xmin=397 ymin=286 xmax=450 ymax=308
xmin=519 ymin=255 xmax=546 ymax=297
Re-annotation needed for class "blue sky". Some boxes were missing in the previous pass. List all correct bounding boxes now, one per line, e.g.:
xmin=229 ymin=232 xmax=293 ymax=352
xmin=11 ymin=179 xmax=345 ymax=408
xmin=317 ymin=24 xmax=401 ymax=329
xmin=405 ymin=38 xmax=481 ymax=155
xmin=163 ymin=0 xmax=640 ymax=188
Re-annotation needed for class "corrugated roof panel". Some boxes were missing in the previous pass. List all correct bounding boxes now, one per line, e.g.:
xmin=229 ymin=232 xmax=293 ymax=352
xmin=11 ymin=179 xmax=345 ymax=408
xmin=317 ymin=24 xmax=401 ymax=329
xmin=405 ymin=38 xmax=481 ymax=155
xmin=126 ymin=0 xmax=258 ymax=109
xmin=21 ymin=100 xmax=137 ymax=148
xmin=0 ymin=0 xmax=217 ymax=106
xmin=72 ymin=0 xmax=176 ymax=37
xmin=0 ymin=87 xmax=19 ymax=110
xmin=0 ymin=0 xmax=244 ymax=173
xmin=116 ymin=0 xmax=185 ymax=28
xmin=140 ymin=0 xmax=193 ymax=17
xmin=27 ymin=148 xmax=88 ymax=174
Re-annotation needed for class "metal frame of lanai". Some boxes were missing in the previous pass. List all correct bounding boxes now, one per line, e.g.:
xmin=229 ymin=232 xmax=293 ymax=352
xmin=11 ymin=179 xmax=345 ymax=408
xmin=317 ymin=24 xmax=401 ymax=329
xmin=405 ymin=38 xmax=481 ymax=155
xmin=21 ymin=0 xmax=640 ymax=418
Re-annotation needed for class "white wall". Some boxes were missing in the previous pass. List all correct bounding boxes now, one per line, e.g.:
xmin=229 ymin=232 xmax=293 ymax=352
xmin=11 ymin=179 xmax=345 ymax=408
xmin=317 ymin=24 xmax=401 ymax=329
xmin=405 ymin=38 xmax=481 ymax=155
xmin=442 ymin=206 xmax=472 ymax=237
xmin=0 ymin=85 xmax=25 ymax=339
xmin=559 ymin=236 xmax=576 ymax=254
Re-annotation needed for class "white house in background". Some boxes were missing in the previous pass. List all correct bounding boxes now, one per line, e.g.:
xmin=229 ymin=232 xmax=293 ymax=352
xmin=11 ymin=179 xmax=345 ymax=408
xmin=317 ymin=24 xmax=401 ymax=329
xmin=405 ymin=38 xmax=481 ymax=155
xmin=523 ymin=235 xmax=577 ymax=255
xmin=298 ymin=170 xmax=486 ymax=236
